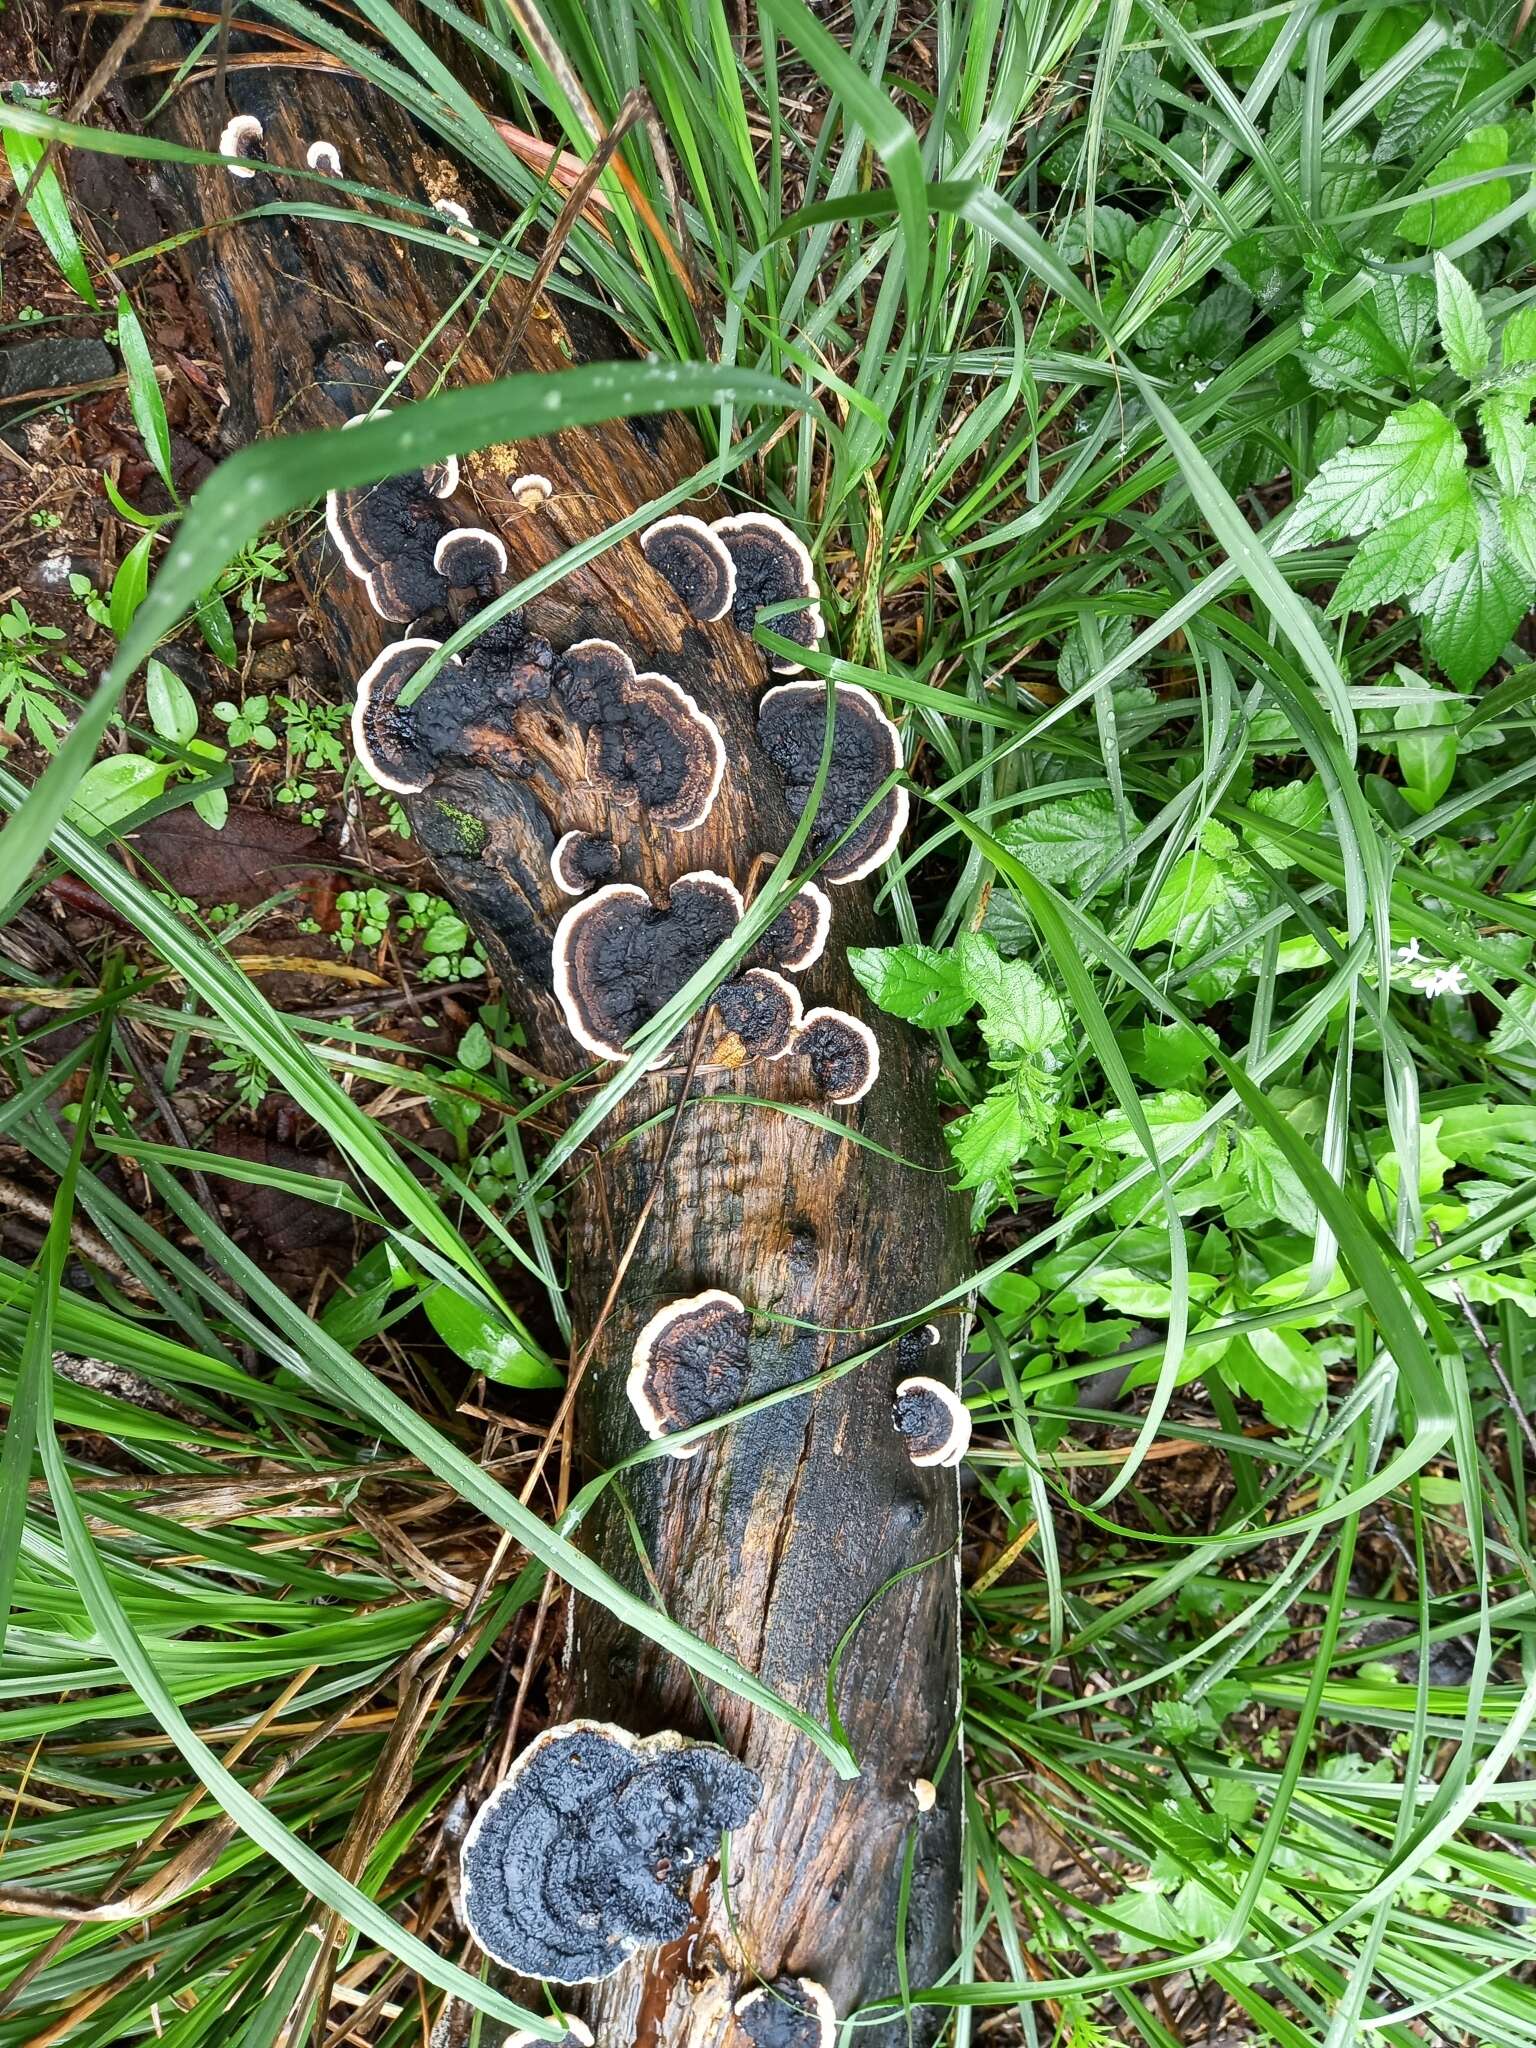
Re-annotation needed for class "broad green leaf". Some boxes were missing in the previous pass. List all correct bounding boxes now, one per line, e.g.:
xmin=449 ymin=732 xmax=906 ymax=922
xmin=1326 ymin=483 xmax=1477 ymax=618
xmin=949 ymin=1081 xmax=1031 ymax=1216
xmin=1501 ymin=304 xmax=1536 ymax=368
xmin=1129 ymin=1020 xmax=1215 ymax=1092
xmin=145 ymin=658 xmax=197 ymax=747
xmin=1433 ymin=255 xmax=1490 ymax=381
xmin=65 ymin=753 xmax=172 ymax=832
xmin=1 ymin=130 xmax=98 ymax=307
xmin=1398 ymin=124 xmax=1511 ymax=248
xmin=1290 ymin=401 xmax=1463 ymax=544
xmin=1415 ymin=508 xmax=1530 ymax=686
xmin=998 ymin=791 xmax=1124 ymax=896
xmin=117 ymin=293 xmax=176 ymax=496
xmin=1223 ymin=1326 xmax=1327 ymax=1431
xmin=1133 ymin=843 xmax=1265 ymax=959
xmin=849 ymin=942 xmax=973 ymax=1029
xmin=1299 ymin=275 xmax=1434 ymax=393
xmin=1394 ymin=694 xmax=1457 ymax=806
xmin=1239 ymin=780 xmax=1329 ymax=863
xmin=422 ymin=1284 xmax=562 ymax=1388
xmin=1497 ymin=490 xmax=1536 ymax=580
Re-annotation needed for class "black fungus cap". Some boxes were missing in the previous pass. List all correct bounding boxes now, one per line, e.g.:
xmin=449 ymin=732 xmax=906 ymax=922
xmin=749 ymin=880 xmax=831 ymax=973
xmin=893 ymin=1375 xmax=971 ymax=1468
xmin=640 ymin=515 xmax=737 ymax=622
xmin=713 ymin=514 xmax=823 ymax=673
xmin=556 ymin=639 xmax=725 ymax=831
xmin=461 ymin=1722 xmax=762 ymax=1983
xmin=734 ymin=1980 xmax=837 ymax=2048
xmin=553 ymin=871 xmax=743 ymax=1063
xmin=756 ymin=682 xmax=908 ymax=886
xmin=714 ymin=969 xmax=804 ymax=1058
xmin=627 ymin=1288 xmax=752 ymax=1456
xmin=797 ymin=1007 xmax=879 ymax=1105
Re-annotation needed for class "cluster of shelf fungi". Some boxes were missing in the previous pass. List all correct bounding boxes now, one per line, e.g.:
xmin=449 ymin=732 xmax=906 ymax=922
xmin=301 ymin=134 xmax=974 ymax=2016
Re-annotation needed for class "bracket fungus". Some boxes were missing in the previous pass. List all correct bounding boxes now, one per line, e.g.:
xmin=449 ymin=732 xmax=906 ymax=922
xmin=351 ymin=616 xmax=553 ymax=794
xmin=640 ymin=515 xmax=736 ymax=622
xmin=757 ymin=682 xmax=909 ymax=885
xmin=460 ymin=1720 xmax=761 ymax=1983
xmin=507 ymin=2024 xmax=593 ymax=2048
xmin=327 ymin=420 xmax=460 ymax=623
xmin=733 ymin=1979 xmax=838 ymax=2048
xmin=897 ymin=1322 xmax=943 ymax=1369
xmin=713 ymin=513 xmax=823 ymax=673
xmin=433 ymin=526 xmax=507 ymax=591
xmin=714 ymin=968 xmax=803 ymax=1058
xmin=749 ymin=878 xmax=831 ymax=974
xmin=352 ymin=639 xmax=458 ymax=794
xmin=218 ymin=113 xmax=264 ymax=179
xmin=556 ymin=639 xmax=725 ymax=831
xmin=551 ymin=830 xmax=619 ymax=898
xmin=512 ymin=472 xmax=554 ymax=511
xmin=434 ymin=195 xmax=476 ymax=241
xmin=305 ymin=139 xmax=341 ymax=175
xmin=627 ymin=1288 xmax=751 ymax=1456
xmin=552 ymin=871 xmax=743 ymax=1063
xmin=893 ymin=1376 xmax=971 ymax=1469
xmin=798 ymin=1007 xmax=879 ymax=1105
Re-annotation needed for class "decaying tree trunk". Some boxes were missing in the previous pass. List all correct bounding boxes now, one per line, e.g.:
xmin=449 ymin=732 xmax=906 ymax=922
xmin=59 ymin=20 xmax=971 ymax=2043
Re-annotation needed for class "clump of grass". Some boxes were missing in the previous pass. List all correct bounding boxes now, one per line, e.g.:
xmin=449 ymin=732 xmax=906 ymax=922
xmin=3 ymin=0 xmax=1536 ymax=2042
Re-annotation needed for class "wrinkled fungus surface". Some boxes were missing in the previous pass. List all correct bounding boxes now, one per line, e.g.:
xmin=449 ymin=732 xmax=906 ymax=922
xmin=555 ymin=874 xmax=741 ymax=1061
xmin=629 ymin=1290 xmax=752 ymax=1450
xmin=461 ymin=1722 xmax=761 ymax=1982
xmin=756 ymin=683 xmax=907 ymax=885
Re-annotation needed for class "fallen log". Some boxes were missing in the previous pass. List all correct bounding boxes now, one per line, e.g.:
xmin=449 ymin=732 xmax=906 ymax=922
xmin=57 ymin=19 xmax=971 ymax=2041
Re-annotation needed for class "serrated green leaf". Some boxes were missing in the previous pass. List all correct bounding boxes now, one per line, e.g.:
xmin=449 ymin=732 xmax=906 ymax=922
xmin=1399 ymin=124 xmax=1511 ymax=249
xmin=1501 ymin=305 xmax=1536 ymax=368
xmin=1497 ymin=491 xmax=1536 ymax=580
xmin=1130 ymin=1020 xmax=1215 ymax=1092
xmin=956 ymin=933 xmax=1069 ymax=1057
xmin=1291 ymin=400 xmax=1462 ymax=544
xmin=948 ymin=1081 xmax=1030 ymax=1213
xmin=1238 ymin=779 xmax=1329 ymax=862
xmin=1414 ymin=507 xmax=1531 ymax=686
xmin=848 ymin=942 xmax=973 ymax=1029
xmin=1479 ymin=392 xmax=1533 ymax=495
xmin=997 ymin=790 xmax=1124 ymax=896
xmin=1325 ymin=482 xmax=1477 ymax=617
xmin=1299 ymin=273 xmax=1436 ymax=394
xmin=1134 ymin=844 xmax=1266 ymax=959
xmin=1433 ymin=254 xmax=1490 ymax=381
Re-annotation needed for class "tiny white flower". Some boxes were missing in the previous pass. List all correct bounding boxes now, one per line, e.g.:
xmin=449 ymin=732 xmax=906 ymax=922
xmin=1193 ymin=377 xmax=1212 ymax=393
xmin=1394 ymin=937 xmax=1423 ymax=966
xmin=1414 ymin=964 xmax=1470 ymax=998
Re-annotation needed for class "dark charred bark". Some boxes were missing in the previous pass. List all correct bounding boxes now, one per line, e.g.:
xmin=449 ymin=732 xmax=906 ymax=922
xmin=60 ymin=23 xmax=970 ymax=2043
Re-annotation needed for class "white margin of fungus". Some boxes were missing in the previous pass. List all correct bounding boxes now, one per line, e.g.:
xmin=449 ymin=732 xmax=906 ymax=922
xmin=626 ymin=1287 xmax=749 ymax=1460
xmin=639 ymin=513 xmax=737 ymax=623
xmin=765 ymin=877 xmax=832 ymax=971
xmin=724 ymin=967 xmax=804 ymax=1058
xmin=911 ymin=1777 xmax=938 ymax=1813
xmin=305 ymin=139 xmax=341 ymax=175
xmin=507 ymin=2022 xmax=594 ymax=2048
xmin=551 ymin=882 xmax=651 ymax=1062
xmin=628 ymin=672 xmax=727 ymax=829
xmin=351 ymin=637 xmax=448 ymax=795
xmin=433 ymin=525 xmax=508 ymax=578
xmin=798 ymin=1005 xmax=879 ymax=1104
xmin=218 ymin=113 xmax=263 ymax=179
xmin=894 ymin=1375 xmax=971 ymax=1469
xmin=550 ymin=829 xmax=604 ymax=898
xmin=732 ymin=1978 xmax=837 ymax=2048
xmin=758 ymin=680 xmax=909 ymax=885
xmin=511 ymin=472 xmax=554 ymax=507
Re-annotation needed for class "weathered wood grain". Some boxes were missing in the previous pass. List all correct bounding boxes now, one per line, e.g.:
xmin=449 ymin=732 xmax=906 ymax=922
xmin=64 ymin=24 xmax=971 ymax=2043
